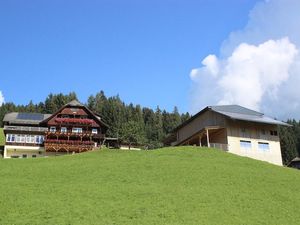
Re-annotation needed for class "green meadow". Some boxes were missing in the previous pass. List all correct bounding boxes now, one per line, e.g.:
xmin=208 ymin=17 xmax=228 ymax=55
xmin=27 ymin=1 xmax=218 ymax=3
xmin=0 ymin=147 xmax=300 ymax=225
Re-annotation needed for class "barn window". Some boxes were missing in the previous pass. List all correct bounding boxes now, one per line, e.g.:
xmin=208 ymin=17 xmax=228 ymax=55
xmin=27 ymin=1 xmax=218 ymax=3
xmin=258 ymin=142 xmax=270 ymax=151
xmin=240 ymin=140 xmax=252 ymax=149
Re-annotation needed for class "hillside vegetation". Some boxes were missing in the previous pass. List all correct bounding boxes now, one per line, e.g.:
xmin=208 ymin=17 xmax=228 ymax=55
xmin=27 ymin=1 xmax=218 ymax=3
xmin=0 ymin=147 xmax=300 ymax=224
xmin=0 ymin=128 xmax=4 ymax=146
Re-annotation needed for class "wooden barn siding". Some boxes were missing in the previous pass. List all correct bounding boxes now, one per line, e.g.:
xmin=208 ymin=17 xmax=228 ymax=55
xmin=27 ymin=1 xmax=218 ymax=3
xmin=177 ymin=111 xmax=227 ymax=143
xmin=226 ymin=120 xmax=280 ymax=142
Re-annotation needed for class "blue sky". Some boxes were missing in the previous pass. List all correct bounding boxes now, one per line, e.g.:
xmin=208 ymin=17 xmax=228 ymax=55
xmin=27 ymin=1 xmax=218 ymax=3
xmin=0 ymin=0 xmax=260 ymax=113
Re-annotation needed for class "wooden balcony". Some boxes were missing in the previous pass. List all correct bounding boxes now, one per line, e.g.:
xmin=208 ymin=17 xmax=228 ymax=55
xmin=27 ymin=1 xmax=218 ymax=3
xmin=44 ymin=140 xmax=95 ymax=153
xmin=4 ymin=125 xmax=48 ymax=133
xmin=45 ymin=131 xmax=105 ymax=139
xmin=54 ymin=118 xmax=94 ymax=125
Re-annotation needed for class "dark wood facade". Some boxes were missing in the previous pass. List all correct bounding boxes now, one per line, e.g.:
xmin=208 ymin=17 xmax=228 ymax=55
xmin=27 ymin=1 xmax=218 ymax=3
xmin=41 ymin=100 xmax=108 ymax=153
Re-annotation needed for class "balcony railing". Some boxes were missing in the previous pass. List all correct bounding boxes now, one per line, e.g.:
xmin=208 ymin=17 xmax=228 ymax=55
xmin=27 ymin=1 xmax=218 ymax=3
xmin=55 ymin=118 xmax=94 ymax=125
xmin=46 ymin=131 xmax=105 ymax=138
xmin=4 ymin=125 xmax=48 ymax=132
xmin=44 ymin=140 xmax=95 ymax=152
xmin=45 ymin=139 xmax=94 ymax=145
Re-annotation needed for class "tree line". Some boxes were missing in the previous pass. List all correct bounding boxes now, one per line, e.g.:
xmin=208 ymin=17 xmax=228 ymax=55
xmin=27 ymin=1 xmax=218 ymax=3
xmin=0 ymin=91 xmax=299 ymax=164
xmin=0 ymin=91 xmax=190 ymax=149
xmin=279 ymin=120 xmax=300 ymax=165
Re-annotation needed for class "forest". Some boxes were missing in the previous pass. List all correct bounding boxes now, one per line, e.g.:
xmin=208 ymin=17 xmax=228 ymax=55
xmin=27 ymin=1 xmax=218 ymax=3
xmin=0 ymin=91 xmax=298 ymax=165
xmin=0 ymin=91 xmax=190 ymax=150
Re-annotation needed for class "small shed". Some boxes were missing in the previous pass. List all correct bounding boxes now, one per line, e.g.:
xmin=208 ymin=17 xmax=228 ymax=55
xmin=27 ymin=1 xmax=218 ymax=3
xmin=287 ymin=157 xmax=300 ymax=170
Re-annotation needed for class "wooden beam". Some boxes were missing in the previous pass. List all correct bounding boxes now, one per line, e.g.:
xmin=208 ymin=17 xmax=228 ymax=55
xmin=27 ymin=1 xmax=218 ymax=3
xmin=199 ymin=134 xmax=202 ymax=147
xmin=206 ymin=129 xmax=210 ymax=148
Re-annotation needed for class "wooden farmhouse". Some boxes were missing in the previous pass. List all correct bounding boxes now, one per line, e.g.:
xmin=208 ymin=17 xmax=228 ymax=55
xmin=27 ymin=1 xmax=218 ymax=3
xmin=164 ymin=105 xmax=289 ymax=166
xmin=3 ymin=100 xmax=109 ymax=158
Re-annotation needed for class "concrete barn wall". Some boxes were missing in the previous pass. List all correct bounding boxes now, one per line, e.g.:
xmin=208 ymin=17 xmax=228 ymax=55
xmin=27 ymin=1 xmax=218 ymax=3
xmin=226 ymin=121 xmax=283 ymax=166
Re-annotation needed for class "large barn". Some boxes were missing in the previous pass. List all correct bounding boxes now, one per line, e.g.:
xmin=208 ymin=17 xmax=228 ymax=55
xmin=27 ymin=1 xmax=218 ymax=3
xmin=164 ymin=105 xmax=289 ymax=166
xmin=3 ymin=100 xmax=109 ymax=158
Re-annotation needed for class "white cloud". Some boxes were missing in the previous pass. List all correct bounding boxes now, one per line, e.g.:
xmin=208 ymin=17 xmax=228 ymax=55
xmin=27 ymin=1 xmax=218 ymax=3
xmin=0 ymin=91 xmax=4 ymax=106
xmin=190 ymin=0 xmax=300 ymax=119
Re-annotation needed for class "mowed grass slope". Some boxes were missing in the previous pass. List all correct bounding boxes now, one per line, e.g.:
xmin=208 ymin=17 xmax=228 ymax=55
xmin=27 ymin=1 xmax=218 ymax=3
xmin=1 ymin=147 xmax=300 ymax=225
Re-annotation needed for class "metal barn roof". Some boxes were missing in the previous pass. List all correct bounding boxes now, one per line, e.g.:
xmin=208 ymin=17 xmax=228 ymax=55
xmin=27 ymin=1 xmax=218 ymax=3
xmin=174 ymin=104 xmax=290 ymax=132
xmin=209 ymin=105 xmax=289 ymax=126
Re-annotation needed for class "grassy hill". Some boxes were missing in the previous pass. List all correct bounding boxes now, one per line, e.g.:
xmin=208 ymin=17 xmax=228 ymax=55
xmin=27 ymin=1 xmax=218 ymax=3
xmin=0 ymin=128 xmax=4 ymax=146
xmin=0 ymin=147 xmax=300 ymax=224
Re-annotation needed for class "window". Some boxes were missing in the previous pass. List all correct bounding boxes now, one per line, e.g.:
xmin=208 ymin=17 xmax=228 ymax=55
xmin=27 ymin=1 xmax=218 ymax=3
xmin=32 ymin=155 xmax=37 ymax=158
xmin=240 ymin=140 xmax=252 ymax=149
xmin=6 ymin=134 xmax=11 ymax=142
xmin=70 ymin=108 xmax=79 ymax=113
xmin=26 ymin=135 xmax=31 ymax=143
xmin=50 ymin=127 xmax=56 ymax=132
xmin=16 ymin=135 xmax=21 ymax=143
xmin=61 ymin=127 xmax=67 ymax=133
xmin=36 ymin=136 xmax=40 ymax=144
xmin=270 ymin=130 xmax=278 ymax=136
xmin=11 ymin=134 xmax=15 ymax=142
xmin=20 ymin=135 xmax=25 ymax=143
xmin=35 ymin=136 xmax=44 ymax=144
xmin=22 ymin=154 xmax=27 ymax=158
xmin=6 ymin=134 xmax=17 ymax=143
xmin=258 ymin=142 xmax=270 ymax=151
xmin=29 ymin=135 xmax=35 ymax=143
xmin=72 ymin=128 xmax=82 ymax=133
xmin=261 ymin=129 xmax=266 ymax=135
xmin=92 ymin=129 xmax=98 ymax=134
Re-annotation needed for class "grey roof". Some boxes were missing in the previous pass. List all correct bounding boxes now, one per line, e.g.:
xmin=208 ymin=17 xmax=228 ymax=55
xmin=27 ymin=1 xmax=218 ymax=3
xmin=291 ymin=157 xmax=300 ymax=162
xmin=210 ymin=105 xmax=263 ymax=117
xmin=3 ymin=112 xmax=51 ymax=125
xmin=209 ymin=105 xmax=289 ymax=126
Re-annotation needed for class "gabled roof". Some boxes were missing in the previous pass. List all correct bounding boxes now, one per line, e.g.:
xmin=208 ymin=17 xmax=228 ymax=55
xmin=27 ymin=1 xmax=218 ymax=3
xmin=209 ymin=105 xmax=289 ymax=126
xmin=174 ymin=104 xmax=290 ymax=132
xmin=40 ymin=100 xmax=109 ymax=128
xmin=3 ymin=112 xmax=51 ymax=125
xmin=210 ymin=105 xmax=263 ymax=117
